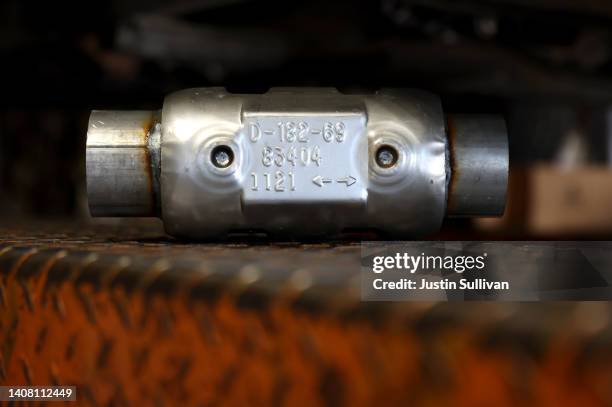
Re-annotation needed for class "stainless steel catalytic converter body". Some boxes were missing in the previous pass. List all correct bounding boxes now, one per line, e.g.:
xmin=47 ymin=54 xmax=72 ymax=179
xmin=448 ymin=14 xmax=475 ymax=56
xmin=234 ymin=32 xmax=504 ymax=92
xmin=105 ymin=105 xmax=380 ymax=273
xmin=86 ymin=88 xmax=508 ymax=238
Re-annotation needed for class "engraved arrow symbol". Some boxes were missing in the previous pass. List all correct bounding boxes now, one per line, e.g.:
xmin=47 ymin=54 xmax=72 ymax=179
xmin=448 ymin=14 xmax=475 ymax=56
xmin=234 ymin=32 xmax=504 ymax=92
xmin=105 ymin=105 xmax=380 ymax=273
xmin=312 ymin=175 xmax=332 ymax=187
xmin=337 ymin=175 xmax=357 ymax=187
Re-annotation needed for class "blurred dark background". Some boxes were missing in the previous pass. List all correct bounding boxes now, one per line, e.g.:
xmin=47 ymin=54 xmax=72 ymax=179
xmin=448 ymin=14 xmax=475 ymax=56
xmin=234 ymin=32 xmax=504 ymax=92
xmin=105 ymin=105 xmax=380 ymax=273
xmin=2 ymin=0 xmax=612 ymax=237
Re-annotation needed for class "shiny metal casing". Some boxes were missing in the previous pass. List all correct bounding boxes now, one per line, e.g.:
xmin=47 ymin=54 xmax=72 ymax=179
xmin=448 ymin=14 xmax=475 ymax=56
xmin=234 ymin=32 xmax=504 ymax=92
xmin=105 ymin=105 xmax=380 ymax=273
xmin=160 ymin=88 xmax=448 ymax=238
xmin=86 ymin=87 xmax=509 ymax=238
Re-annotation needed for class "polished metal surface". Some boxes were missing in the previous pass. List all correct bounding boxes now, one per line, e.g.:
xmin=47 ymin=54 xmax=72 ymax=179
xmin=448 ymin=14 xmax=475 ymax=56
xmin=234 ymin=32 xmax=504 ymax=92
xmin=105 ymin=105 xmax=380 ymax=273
xmin=86 ymin=110 xmax=161 ymax=216
xmin=160 ymin=88 xmax=447 ymax=238
xmin=446 ymin=115 xmax=509 ymax=217
xmin=86 ymin=88 xmax=508 ymax=238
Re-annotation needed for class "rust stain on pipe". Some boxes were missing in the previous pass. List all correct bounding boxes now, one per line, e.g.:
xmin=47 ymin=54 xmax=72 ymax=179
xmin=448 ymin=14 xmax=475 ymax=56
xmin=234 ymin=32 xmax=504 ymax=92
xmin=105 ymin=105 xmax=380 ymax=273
xmin=445 ymin=115 xmax=459 ymax=215
xmin=141 ymin=111 xmax=160 ymax=216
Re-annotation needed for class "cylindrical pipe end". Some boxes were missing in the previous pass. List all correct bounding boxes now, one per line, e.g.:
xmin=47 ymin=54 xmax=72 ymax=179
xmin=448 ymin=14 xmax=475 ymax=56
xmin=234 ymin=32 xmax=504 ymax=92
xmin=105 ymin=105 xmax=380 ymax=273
xmin=446 ymin=114 xmax=509 ymax=217
xmin=86 ymin=110 xmax=161 ymax=217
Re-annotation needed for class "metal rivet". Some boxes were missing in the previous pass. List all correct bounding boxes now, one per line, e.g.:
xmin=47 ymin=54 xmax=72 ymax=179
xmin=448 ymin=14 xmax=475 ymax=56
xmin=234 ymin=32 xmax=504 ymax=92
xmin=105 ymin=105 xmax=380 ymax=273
xmin=375 ymin=145 xmax=399 ymax=168
xmin=210 ymin=145 xmax=234 ymax=168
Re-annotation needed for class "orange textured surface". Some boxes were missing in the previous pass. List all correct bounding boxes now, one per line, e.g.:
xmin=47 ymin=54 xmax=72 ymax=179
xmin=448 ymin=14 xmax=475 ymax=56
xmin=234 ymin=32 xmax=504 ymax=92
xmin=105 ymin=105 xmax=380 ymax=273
xmin=0 ymin=226 xmax=611 ymax=406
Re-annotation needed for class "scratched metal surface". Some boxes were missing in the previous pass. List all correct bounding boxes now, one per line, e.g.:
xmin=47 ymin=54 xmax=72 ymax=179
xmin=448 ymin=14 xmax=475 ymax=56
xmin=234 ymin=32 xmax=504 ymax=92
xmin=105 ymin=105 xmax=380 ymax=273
xmin=0 ymin=222 xmax=611 ymax=406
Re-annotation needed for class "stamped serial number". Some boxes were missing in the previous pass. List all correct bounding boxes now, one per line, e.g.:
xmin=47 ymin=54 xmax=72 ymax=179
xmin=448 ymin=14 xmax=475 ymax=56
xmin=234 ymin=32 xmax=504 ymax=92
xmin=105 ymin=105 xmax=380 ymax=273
xmin=262 ymin=146 xmax=321 ymax=167
xmin=251 ymin=171 xmax=295 ymax=192
xmin=249 ymin=121 xmax=346 ymax=143
xmin=243 ymin=114 xmax=364 ymax=200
